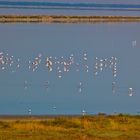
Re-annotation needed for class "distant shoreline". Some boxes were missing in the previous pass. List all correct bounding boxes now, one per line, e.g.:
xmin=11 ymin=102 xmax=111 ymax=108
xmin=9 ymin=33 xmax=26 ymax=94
xmin=0 ymin=15 xmax=140 ymax=23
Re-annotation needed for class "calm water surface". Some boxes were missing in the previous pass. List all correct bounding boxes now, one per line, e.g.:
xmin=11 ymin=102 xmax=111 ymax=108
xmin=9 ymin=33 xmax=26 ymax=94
xmin=0 ymin=22 xmax=140 ymax=115
xmin=0 ymin=1 xmax=140 ymax=16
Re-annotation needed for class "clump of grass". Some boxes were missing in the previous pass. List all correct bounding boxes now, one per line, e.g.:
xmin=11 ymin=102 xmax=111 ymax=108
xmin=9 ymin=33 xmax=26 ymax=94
xmin=41 ymin=117 xmax=82 ymax=129
xmin=0 ymin=121 xmax=10 ymax=129
xmin=12 ymin=121 xmax=46 ymax=131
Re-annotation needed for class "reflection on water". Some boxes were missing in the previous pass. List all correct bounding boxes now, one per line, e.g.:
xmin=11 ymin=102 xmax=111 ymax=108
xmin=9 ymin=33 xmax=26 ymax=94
xmin=0 ymin=23 xmax=140 ymax=115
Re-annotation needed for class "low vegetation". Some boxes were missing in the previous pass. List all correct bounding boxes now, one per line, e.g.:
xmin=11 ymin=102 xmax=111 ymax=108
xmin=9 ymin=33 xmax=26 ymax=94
xmin=0 ymin=114 xmax=140 ymax=140
xmin=0 ymin=15 xmax=140 ymax=23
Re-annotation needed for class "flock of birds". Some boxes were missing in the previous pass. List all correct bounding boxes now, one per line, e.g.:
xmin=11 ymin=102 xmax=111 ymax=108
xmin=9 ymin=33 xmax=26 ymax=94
xmin=0 ymin=51 xmax=117 ymax=74
xmin=0 ymin=50 xmax=134 ymax=96
xmin=0 ymin=49 xmax=135 ymax=115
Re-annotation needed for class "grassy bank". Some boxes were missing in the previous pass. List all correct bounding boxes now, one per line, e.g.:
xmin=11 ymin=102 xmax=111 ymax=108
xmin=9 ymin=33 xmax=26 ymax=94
xmin=0 ymin=114 xmax=140 ymax=140
xmin=0 ymin=15 xmax=140 ymax=23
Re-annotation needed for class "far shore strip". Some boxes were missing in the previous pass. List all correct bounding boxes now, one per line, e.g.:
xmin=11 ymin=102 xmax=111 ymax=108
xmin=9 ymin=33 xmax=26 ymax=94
xmin=0 ymin=15 xmax=140 ymax=23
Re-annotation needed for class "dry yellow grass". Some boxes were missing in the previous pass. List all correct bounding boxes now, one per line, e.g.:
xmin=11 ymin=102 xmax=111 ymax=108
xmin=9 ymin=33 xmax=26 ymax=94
xmin=0 ymin=15 xmax=140 ymax=23
xmin=0 ymin=114 xmax=140 ymax=140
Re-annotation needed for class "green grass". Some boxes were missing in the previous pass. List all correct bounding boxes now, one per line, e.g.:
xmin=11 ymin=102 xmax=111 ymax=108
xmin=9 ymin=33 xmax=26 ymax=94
xmin=0 ymin=114 xmax=140 ymax=140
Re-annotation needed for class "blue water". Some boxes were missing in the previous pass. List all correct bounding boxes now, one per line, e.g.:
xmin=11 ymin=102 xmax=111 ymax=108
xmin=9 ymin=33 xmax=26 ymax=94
xmin=0 ymin=1 xmax=140 ymax=16
xmin=0 ymin=1 xmax=140 ymax=10
xmin=0 ymin=23 xmax=140 ymax=115
xmin=0 ymin=1 xmax=140 ymax=115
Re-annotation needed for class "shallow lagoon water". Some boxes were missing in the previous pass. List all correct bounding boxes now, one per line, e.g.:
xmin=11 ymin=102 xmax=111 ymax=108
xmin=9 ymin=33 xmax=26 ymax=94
xmin=0 ymin=22 xmax=140 ymax=115
xmin=0 ymin=1 xmax=140 ymax=16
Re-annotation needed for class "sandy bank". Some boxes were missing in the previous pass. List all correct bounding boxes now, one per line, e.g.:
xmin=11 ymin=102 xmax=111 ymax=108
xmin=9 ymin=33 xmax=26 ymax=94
xmin=0 ymin=15 xmax=140 ymax=23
